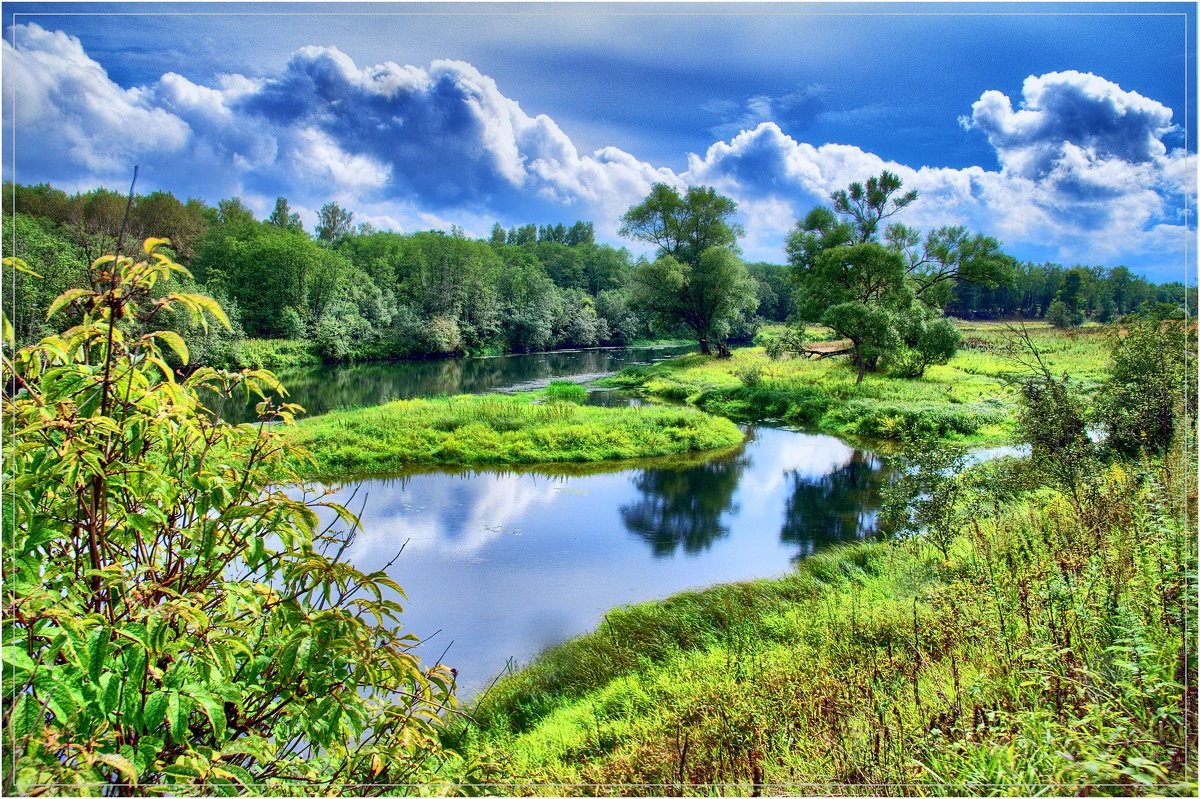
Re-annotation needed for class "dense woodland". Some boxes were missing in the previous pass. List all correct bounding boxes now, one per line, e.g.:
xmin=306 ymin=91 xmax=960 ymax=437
xmin=3 ymin=181 xmax=1191 ymax=370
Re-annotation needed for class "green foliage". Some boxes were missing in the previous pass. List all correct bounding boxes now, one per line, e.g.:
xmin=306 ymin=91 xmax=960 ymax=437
xmin=888 ymin=308 xmax=961 ymax=378
xmin=621 ymin=185 xmax=756 ymax=355
xmin=2 ymin=243 xmax=455 ymax=795
xmin=314 ymin=201 xmax=354 ymax=244
xmin=880 ymin=436 xmax=972 ymax=558
xmin=1098 ymin=313 xmax=1194 ymax=455
xmin=619 ymin=184 xmax=743 ymax=266
xmin=790 ymin=172 xmax=1014 ymax=382
xmin=1046 ymin=297 xmax=1082 ymax=328
xmin=628 ymin=249 xmax=758 ymax=356
xmin=1007 ymin=325 xmax=1098 ymax=510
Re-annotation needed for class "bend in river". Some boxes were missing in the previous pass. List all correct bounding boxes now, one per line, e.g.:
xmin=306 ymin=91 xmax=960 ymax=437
xmin=282 ymin=347 xmax=893 ymax=698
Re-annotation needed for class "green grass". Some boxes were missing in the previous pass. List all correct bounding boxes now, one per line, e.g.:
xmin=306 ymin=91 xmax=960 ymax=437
xmin=600 ymin=321 xmax=1113 ymax=447
xmin=231 ymin=337 xmax=322 ymax=369
xmin=283 ymin=388 xmax=745 ymax=479
xmin=445 ymin=450 xmax=1196 ymax=795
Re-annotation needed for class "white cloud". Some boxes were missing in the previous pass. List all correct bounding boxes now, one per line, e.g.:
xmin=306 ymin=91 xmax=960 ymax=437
xmin=4 ymin=24 xmax=1190 ymax=272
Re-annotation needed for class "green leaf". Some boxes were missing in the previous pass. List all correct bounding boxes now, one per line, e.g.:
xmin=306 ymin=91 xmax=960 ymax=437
xmin=87 ymin=624 xmax=110 ymax=683
xmin=101 ymin=672 xmax=121 ymax=716
xmin=143 ymin=692 xmax=168 ymax=731
xmin=2 ymin=646 xmax=36 ymax=679
xmin=166 ymin=690 xmax=188 ymax=743
xmin=10 ymin=692 xmax=41 ymax=739
xmin=45 ymin=288 xmax=94 ymax=319
xmin=149 ymin=330 xmax=190 ymax=366
xmin=197 ymin=695 xmax=227 ymax=744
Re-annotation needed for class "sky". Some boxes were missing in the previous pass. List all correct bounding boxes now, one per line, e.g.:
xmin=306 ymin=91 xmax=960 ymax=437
xmin=2 ymin=2 xmax=1196 ymax=281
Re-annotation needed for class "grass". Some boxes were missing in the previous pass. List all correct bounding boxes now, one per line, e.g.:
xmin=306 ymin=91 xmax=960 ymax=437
xmin=283 ymin=387 xmax=745 ymax=479
xmin=444 ymin=446 xmax=1196 ymax=795
xmin=231 ymin=337 xmax=322 ymax=369
xmin=600 ymin=321 xmax=1113 ymax=447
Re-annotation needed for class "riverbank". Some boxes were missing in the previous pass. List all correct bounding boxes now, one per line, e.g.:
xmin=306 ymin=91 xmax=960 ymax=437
xmin=600 ymin=321 xmax=1111 ymax=447
xmin=230 ymin=336 xmax=698 ymax=370
xmin=444 ymin=449 xmax=1195 ymax=794
xmin=284 ymin=385 xmax=745 ymax=479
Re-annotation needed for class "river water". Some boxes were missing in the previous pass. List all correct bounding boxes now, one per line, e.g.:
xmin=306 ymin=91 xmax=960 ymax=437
xmin=281 ymin=347 xmax=892 ymax=698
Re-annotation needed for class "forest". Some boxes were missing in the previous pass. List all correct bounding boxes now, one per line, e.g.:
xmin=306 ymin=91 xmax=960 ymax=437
xmin=3 ymin=181 xmax=1190 ymax=371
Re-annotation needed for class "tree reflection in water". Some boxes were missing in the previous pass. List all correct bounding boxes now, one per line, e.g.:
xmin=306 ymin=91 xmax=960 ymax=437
xmin=620 ymin=445 xmax=750 ymax=557
xmin=779 ymin=451 xmax=891 ymax=559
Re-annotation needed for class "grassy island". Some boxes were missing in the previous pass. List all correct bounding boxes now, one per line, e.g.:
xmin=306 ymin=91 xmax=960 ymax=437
xmin=284 ymin=384 xmax=745 ymax=478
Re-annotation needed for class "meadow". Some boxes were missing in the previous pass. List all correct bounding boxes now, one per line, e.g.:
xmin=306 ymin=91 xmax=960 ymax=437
xmin=601 ymin=321 xmax=1112 ymax=447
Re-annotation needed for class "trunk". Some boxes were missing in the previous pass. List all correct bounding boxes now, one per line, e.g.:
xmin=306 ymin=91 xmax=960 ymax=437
xmin=698 ymin=337 xmax=711 ymax=355
xmin=716 ymin=341 xmax=732 ymax=358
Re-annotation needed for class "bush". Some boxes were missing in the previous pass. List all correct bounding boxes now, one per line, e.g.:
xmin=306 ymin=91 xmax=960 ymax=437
xmin=1097 ymin=313 xmax=1194 ymax=455
xmin=2 ymin=244 xmax=454 ymax=795
xmin=733 ymin=362 xmax=764 ymax=387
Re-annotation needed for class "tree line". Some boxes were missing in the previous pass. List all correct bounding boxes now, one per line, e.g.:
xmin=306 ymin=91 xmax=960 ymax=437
xmin=2 ymin=180 xmax=1191 ymax=372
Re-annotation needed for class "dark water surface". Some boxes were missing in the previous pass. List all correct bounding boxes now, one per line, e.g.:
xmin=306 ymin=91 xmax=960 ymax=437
xmin=301 ymin=426 xmax=891 ymax=698
xmin=221 ymin=344 xmax=695 ymax=422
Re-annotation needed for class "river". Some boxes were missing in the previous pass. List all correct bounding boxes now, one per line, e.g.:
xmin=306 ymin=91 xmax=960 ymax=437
xmin=281 ymin=347 xmax=892 ymax=698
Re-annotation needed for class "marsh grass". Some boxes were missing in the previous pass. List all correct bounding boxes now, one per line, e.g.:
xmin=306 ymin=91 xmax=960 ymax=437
xmin=446 ymin=449 xmax=1196 ymax=795
xmin=602 ymin=321 xmax=1113 ymax=446
xmin=284 ymin=389 xmax=745 ymax=478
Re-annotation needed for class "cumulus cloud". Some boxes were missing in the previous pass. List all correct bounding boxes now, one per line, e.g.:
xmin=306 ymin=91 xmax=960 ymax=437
xmin=3 ymin=23 xmax=1190 ymax=274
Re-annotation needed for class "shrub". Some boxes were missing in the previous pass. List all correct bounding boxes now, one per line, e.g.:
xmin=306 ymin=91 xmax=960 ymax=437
xmin=2 ymin=244 xmax=454 ymax=795
xmin=733 ymin=362 xmax=764 ymax=387
xmin=1097 ymin=313 xmax=1194 ymax=455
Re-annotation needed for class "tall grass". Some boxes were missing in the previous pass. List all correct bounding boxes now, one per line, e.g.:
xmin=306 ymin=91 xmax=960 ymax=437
xmin=445 ymin=447 xmax=1195 ymax=795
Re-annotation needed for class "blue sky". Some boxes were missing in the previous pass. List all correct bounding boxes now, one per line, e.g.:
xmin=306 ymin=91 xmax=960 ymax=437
xmin=3 ymin=2 xmax=1195 ymax=281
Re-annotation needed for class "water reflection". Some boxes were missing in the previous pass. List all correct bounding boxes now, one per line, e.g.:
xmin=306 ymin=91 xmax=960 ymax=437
xmin=780 ymin=451 xmax=889 ymax=558
xmin=299 ymin=425 xmax=894 ymax=697
xmin=621 ymin=446 xmax=750 ymax=557
xmin=221 ymin=345 xmax=694 ymax=422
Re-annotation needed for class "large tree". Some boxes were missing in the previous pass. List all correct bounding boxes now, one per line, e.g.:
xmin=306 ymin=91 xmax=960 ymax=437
xmin=620 ymin=184 xmax=744 ymax=266
xmin=621 ymin=184 xmax=756 ymax=355
xmin=789 ymin=171 xmax=1013 ymax=382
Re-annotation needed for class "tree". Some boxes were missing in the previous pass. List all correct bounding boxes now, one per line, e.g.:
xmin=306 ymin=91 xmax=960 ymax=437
xmin=879 ymin=436 xmax=971 ymax=560
xmin=621 ymin=185 xmax=754 ymax=355
xmin=315 ymin=201 xmax=354 ymax=245
xmin=628 ymin=248 xmax=758 ymax=356
xmin=830 ymin=170 xmax=917 ymax=243
xmin=1046 ymin=268 xmax=1086 ymax=327
xmin=619 ymin=183 xmax=743 ymax=266
xmin=267 ymin=196 xmax=304 ymax=231
xmin=2 ymin=243 xmax=454 ymax=794
xmin=789 ymin=171 xmax=1010 ymax=382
